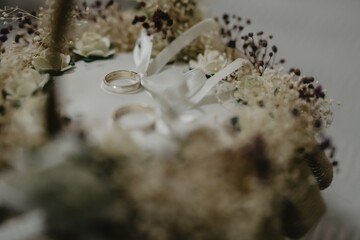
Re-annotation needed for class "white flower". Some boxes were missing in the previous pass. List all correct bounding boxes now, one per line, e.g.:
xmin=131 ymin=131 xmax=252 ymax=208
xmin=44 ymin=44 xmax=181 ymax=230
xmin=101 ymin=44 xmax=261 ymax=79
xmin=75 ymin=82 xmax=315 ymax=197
xmin=3 ymin=68 xmax=49 ymax=103
xmin=73 ymin=32 xmax=115 ymax=58
xmin=189 ymin=49 xmax=228 ymax=75
xmin=233 ymin=74 xmax=267 ymax=103
xmin=32 ymin=49 xmax=72 ymax=73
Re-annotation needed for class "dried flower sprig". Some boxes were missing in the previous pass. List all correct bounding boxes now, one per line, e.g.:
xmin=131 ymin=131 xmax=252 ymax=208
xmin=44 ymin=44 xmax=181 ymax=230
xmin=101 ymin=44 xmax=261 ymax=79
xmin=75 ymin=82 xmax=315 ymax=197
xmin=217 ymin=13 xmax=285 ymax=75
xmin=216 ymin=13 xmax=250 ymax=49
xmin=0 ymin=6 xmax=39 ymax=24
xmin=241 ymin=32 xmax=285 ymax=76
xmin=0 ymin=7 xmax=40 ymax=53
xmin=0 ymin=4 xmax=57 ymax=68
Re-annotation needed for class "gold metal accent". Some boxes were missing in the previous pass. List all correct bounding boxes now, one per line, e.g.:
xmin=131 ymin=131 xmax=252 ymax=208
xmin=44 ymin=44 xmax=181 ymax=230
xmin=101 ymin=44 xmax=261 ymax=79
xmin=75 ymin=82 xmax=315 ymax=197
xmin=103 ymin=70 xmax=142 ymax=94
xmin=113 ymin=104 xmax=155 ymax=131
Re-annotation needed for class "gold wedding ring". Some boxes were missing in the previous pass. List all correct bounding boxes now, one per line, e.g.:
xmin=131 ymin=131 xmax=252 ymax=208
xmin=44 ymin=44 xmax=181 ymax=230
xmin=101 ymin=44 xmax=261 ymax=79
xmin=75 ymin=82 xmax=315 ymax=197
xmin=103 ymin=70 xmax=142 ymax=94
xmin=113 ymin=104 xmax=155 ymax=131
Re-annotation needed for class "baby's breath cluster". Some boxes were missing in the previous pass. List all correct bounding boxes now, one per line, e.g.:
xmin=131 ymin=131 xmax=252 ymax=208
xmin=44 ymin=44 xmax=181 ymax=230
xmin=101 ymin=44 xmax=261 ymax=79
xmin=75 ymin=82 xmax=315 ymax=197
xmin=231 ymin=64 xmax=333 ymax=130
xmin=223 ymin=64 xmax=337 ymax=175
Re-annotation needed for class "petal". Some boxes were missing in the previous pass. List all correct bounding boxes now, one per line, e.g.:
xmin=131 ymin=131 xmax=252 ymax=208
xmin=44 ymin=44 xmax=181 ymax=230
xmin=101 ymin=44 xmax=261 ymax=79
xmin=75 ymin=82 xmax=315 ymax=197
xmin=86 ymin=49 xmax=106 ymax=57
xmin=92 ymin=40 xmax=109 ymax=53
xmin=101 ymin=37 xmax=111 ymax=48
xmin=74 ymin=41 xmax=83 ymax=50
xmin=16 ymin=81 xmax=38 ymax=98
xmin=79 ymin=45 xmax=94 ymax=56
xmin=4 ymin=81 xmax=17 ymax=95
xmin=207 ymin=50 xmax=219 ymax=59
xmin=61 ymin=54 xmax=71 ymax=69
xmin=197 ymin=55 xmax=207 ymax=66
xmin=32 ymin=57 xmax=52 ymax=71
xmin=60 ymin=65 xmax=73 ymax=72
xmin=83 ymin=32 xmax=102 ymax=41
xmin=104 ymin=49 xmax=116 ymax=57
xmin=38 ymin=74 xmax=50 ymax=87
xmin=73 ymin=49 xmax=85 ymax=57
xmin=189 ymin=60 xmax=198 ymax=69
xmin=81 ymin=41 xmax=107 ymax=56
xmin=205 ymin=62 xmax=220 ymax=74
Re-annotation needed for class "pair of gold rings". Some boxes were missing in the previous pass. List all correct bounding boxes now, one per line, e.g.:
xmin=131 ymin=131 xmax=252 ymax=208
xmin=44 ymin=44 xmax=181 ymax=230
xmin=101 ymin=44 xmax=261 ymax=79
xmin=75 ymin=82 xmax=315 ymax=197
xmin=104 ymin=70 xmax=155 ymax=131
xmin=113 ymin=104 xmax=155 ymax=131
xmin=103 ymin=70 xmax=142 ymax=94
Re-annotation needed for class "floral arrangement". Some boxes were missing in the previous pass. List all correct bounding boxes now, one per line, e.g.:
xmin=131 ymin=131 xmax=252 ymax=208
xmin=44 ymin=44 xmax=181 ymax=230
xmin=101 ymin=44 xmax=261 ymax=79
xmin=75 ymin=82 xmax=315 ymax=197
xmin=0 ymin=0 xmax=336 ymax=239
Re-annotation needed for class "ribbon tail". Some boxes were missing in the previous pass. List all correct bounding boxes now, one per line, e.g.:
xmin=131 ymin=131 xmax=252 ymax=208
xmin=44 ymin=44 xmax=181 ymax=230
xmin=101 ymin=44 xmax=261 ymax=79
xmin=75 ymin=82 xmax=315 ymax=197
xmin=146 ymin=18 xmax=219 ymax=76
xmin=189 ymin=58 xmax=246 ymax=105
xmin=184 ymin=68 xmax=208 ymax=98
xmin=133 ymin=29 xmax=153 ymax=74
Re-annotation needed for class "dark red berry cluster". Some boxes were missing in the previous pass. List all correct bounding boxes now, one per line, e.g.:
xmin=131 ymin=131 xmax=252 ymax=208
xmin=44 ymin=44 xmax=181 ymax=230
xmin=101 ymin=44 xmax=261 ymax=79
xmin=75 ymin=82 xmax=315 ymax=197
xmin=216 ymin=13 xmax=285 ymax=75
xmin=241 ymin=32 xmax=284 ymax=75
xmin=0 ymin=11 xmax=39 ymax=53
xmin=132 ymin=7 xmax=174 ymax=38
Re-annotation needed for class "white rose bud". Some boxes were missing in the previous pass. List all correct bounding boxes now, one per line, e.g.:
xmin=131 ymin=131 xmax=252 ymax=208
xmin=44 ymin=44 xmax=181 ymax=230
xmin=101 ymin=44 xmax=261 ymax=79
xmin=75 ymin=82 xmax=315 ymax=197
xmin=73 ymin=32 xmax=115 ymax=58
xmin=4 ymin=68 xmax=49 ymax=104
xmin=189 ymin=50 xmax=228 ymax=75
xmin=32 ymin=49 xmax=72 ymax=73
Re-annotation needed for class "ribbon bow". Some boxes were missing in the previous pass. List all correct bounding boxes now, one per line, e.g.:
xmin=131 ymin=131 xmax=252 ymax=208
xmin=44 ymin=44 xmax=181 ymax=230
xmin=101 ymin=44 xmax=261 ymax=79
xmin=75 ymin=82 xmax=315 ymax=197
xmin=132 ymin=18 xmax=245 ymax=129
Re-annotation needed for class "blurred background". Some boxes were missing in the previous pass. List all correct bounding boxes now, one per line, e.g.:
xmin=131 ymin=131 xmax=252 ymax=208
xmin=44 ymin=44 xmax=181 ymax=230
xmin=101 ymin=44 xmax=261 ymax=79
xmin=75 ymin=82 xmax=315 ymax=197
xmin=1 ymin=1 xmax=42 ymax=11
xmin=1 ymin=0 xmax=360 ymax=239
xmin=205 ymin=1 xmax=360 ymax=239
xmin=0 ymin=0 xmax=134 ymax=10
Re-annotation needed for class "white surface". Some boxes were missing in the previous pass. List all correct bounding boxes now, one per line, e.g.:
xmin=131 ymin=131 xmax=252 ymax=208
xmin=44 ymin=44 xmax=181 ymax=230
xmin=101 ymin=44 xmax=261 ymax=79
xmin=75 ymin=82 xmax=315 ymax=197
xmin=205 ymin=0 xmax=360 ymax=238
xmin=57 ymin=53 xmax=238 ymax=143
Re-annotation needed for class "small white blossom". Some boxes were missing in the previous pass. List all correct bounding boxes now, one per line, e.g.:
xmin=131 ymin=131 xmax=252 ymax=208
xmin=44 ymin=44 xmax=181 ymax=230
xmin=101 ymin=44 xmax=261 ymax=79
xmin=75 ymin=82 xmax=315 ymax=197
xmin=73 ymin=32 xmax=115 ymax=58
xmin=233 ymin=75 xmax=267 ymax=103
xmin=3 ymin=68 xmax=49 ymax=103
xmin=189 ymin=50 xmax=228 ymax=75
xmin=32 ymin=49 xmax=72 ymax=73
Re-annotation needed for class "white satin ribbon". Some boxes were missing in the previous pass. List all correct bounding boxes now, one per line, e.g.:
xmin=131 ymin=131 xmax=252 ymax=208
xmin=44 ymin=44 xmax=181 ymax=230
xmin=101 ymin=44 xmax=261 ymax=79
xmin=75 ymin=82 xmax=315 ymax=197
xmin=142 ymin=61 xmax=246 ymax=134
xmin=133 ymin=18 xmax=218 ymax=76
xmin=146 ymin=18 xmax=218 ymax=76
xmin=143 ymin=59 xmax=245 ymax=102
xmin=131 ymin=18 xmax=245 ymax=129
xmin=133 ymin=29 xmax=153 ymax=75
xmin=189 ymin=58 xmax=244 ymax=104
